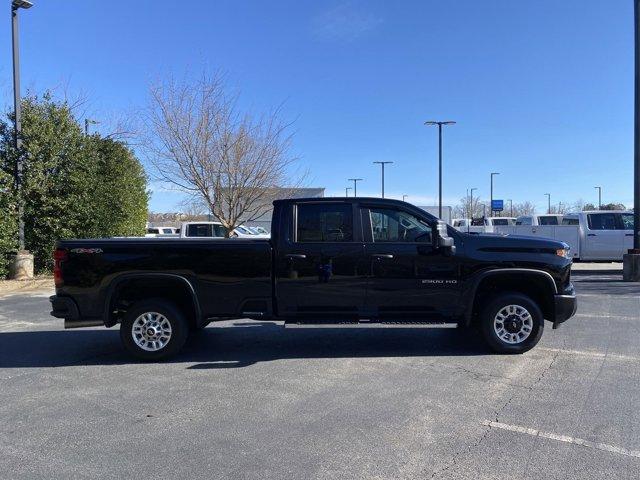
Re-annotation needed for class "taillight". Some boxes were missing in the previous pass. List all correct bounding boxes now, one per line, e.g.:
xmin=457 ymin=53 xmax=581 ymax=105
xmin=53 ymin=248 xmax=68 ymax=287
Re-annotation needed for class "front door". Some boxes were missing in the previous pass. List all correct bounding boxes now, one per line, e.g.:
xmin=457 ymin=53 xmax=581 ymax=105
xmin=620 ymin=213 xmax=635 ymax=253
xmin=361 ymin=206 xmax=461 ymax=320
xmin=275 ymin=202 xmax=368 ymax=319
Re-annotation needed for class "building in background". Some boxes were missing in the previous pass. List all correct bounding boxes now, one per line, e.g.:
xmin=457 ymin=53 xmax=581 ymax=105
xmin=148 ymin=187 xmax=325 ymax=232
xmin=244 ymin=188 xmax=325 ymax=232
xmin=417 ymin=205 xmax=453 ymax=224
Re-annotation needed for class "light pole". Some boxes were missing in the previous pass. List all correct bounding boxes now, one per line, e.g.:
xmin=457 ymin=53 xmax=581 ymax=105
xmin=507 ymin=199 xmax=513 ymax=217
xmin=10 ymin=0 xmax=33 ymax=279
xmin=424 ymin=120 xmax=456 ymax=219
xmin=85 ymin=118 xmax=99 ymax=135
xmin=594 ymin=186 xmax=602 ymax=210
xmin=545 ymin=193 xmax=551 ymax=214
xmin=348 ymin=178 xmax=363 ymax=197
xmin=345 ymin=187 xmax=352 ymax=197
xmin=373 ymin=161 xmax=393 ymax=198
xmin=490 ymin=172 xmax=500 ymax=216
xmin=402 ymin=194 xmax=408 ymax=202
xmin=624 ymin=0 xmax=640 ymax=281
xmin=470 ymin=187 xmax=477 ymax=219
xmin=635 ymin=0 xmax=640 ymax=253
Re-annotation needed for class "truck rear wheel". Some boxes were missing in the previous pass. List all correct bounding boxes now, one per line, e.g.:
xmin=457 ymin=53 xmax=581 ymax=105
xmin=479 ymin=293 xmax=544 ymax=354
xmin=120 ymin=299 xmax=188 ymax=361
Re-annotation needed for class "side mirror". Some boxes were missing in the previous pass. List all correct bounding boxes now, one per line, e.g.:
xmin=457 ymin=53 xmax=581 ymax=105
xmin=435 ymin=220 xmax=456 ymax=254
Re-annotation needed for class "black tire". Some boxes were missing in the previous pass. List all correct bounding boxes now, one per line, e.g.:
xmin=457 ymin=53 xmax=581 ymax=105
xmin=479 ymin=292 xmax=544 ymax=354
xmin=120 ymin=298 xmax=189 ymax=361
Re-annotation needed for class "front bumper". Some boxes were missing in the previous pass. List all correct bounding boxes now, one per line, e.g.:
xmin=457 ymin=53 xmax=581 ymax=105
xmin=49 ymin=295 xmax=103 ymax=329
xmin=552 ymin=287 xmax=577 ymax=329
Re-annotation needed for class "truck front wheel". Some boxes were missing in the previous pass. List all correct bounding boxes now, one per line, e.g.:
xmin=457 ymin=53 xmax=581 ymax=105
xmin=479 ymin=293 xmax=544 ymax=354
xmin=120 ymin=299 xmax=189 ymax=361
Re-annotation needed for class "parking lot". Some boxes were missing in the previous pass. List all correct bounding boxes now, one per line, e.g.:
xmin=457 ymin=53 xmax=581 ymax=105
xmin=1 ymin=269 xmax=639 ymax=480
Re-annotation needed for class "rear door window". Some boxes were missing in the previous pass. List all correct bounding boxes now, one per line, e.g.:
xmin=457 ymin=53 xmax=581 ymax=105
xmin=296 ymin=203 xmax=353 ymax=242
xmin=587 ymin=213 xmax=617 ymax=230
xmin=562 ymin=217 xmax=579 ymax=225
xmin=492 ymin=219 xmax=509 ymax=226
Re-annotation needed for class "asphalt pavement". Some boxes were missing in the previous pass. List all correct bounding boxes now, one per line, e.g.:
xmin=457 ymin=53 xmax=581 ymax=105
xmin=0 ymin=273 xmax=639 ymax=480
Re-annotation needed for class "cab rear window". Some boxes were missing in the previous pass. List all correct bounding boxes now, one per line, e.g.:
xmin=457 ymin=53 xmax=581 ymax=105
xmin=538 ymin=216 xmax=559 ymax=225
xmin=492 ymin=219 xmax=509 ymax=226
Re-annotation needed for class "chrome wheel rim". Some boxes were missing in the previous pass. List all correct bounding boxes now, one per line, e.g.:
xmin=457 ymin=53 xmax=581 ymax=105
xmin=493 ymin=304 xmax=533 ymax=345
xmin=132 ymin=312 xmax=172 ymax=352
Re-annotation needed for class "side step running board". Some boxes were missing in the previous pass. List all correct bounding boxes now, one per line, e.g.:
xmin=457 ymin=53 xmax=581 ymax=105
xmin=285 ymin=322 xmax=458 ymax=329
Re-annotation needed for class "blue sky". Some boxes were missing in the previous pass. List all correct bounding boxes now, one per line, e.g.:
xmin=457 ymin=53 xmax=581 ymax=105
xmin=0 ymin=0 xmax=634 ymax=213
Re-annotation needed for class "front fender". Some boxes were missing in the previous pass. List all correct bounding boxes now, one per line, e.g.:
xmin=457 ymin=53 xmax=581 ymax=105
xmin=463 ymin=268 xmax=558 ymax=325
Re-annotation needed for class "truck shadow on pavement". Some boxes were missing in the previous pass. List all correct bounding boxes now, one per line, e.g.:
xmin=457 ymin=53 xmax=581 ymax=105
xmin=0 ymin=321 xmax=489 ymax=369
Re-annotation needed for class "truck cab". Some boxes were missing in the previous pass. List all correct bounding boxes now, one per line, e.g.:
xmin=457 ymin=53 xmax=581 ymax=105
xmin=562 ymin=211 xmax=634 ymax=260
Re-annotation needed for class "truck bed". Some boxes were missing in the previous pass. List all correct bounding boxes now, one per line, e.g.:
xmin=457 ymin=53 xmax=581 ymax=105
xmin=56 ymin=238 xmax=273 ymax=322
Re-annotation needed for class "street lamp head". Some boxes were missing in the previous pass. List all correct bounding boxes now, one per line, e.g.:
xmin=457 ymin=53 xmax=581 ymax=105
xmin=12 ymin=0 xmax=33 ymax=10
xmin=424 ymin=120 xmax=456 ymax=126
xmin=491 ymin=172 xmax=500 ymax=176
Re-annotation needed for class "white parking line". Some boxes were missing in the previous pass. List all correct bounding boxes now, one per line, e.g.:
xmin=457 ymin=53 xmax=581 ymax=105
xmin=578 ymin=293 xmax=640 ymax=298
xmin=575 ymin=313 xmax=639 ymax=321
xmin=482 ymin=420 xmax=640 ymax=459
xmin=538 ymin=347 xmax=640 ymax=362
xmin=0 ymin=320 xmax=41 ymax=332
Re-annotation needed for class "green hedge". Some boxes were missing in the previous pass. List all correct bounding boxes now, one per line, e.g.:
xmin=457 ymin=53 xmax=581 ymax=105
xmin=0 ymin=93 xmax=148 ymax=276
xmin=0 ymin=169 xmax=17 ymax=277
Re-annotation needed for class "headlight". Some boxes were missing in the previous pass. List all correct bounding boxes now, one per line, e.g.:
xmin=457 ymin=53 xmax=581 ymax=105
xmin=556 ymin=248 xmax=571 ymax=258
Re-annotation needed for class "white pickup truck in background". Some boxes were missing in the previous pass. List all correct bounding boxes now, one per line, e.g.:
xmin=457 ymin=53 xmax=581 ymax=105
xmin=453 ymin=211 xmax=634 ymax=261
xmin=452 ymin=217 xmax=516 ymax=234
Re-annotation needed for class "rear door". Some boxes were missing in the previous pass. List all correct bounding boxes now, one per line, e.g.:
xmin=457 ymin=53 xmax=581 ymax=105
xmin=584 ymin=213 xmax=623 ymax=260
xmin=274 ymin=202 xmax=368 ymax=319
xmin=361 ymin=205 xmax=461 ymax=320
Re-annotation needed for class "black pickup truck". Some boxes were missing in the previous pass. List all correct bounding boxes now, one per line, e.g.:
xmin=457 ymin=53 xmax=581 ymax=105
xmin=50 ymin=197 xmax=577 ymax=360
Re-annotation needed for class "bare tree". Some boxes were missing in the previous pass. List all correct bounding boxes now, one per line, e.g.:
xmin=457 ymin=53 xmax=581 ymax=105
xmin=141 ymin=73 xmax=303 ymax=236
xmin=511 ymin=201 xmax=536 ymax=217
xmin=453 ymin=194 xmax=485 ymax=219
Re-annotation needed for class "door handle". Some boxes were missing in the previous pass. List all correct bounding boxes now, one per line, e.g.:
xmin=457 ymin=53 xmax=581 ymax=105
xmin=372 ymin=254 xmax=394 ymax=259
xmin=285 ymin=254 xmax=307 ymax=259
xmin=587 ymin=234 xmax=596 ymax=237
xmin=626 ymin=234 xmax=634 ymax=237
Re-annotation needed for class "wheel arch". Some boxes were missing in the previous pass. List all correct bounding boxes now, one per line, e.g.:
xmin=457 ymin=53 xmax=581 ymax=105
xmin=464 ymin=269 xmax=557 ymax=326
xmin=103 ymin=273 xmax=203 ymax=328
